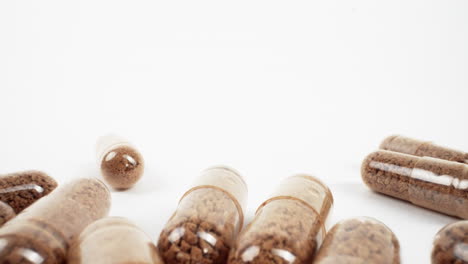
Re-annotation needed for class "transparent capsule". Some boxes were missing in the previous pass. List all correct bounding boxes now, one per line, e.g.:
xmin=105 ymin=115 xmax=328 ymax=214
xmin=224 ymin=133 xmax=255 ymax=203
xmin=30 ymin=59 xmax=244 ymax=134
xmin=158 ymin=166 xmax=247 ymax=264
xmin=228 ymin=175 xmax=333 ymax=264
xmin=380 ymin=135 xmax=468 ymax=164
xmin=362 ymin=150 xmax=468 ymax=219
xmin=0 ymin=201 xmax=15 ymax=227
xmin=0 ymin=178 xmax=111 ymax=263
xmin=314 ymin=217 xmax=400 ymax=264
xmin=96 ymin=134 xmax=145 ymax=190
xmin=0 ymin=170 xmax=57 ymax=213
xmin=68 ymin=217 xmax=162 ymax=264
xmin=432 ymin=221 xmax=468 ymax=263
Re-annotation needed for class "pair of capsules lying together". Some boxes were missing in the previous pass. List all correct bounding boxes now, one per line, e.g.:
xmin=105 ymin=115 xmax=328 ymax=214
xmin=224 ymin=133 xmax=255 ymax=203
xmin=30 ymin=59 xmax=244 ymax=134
xmin=0 ymin=135 xmax=466 ymax=264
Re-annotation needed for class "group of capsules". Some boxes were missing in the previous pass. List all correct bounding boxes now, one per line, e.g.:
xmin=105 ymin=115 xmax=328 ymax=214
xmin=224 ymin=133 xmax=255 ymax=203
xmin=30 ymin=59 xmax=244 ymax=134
xmin=0 ymin=134 xmax=467 ymax=264
xmin=364 ymin=135 xmax=468 ymax=264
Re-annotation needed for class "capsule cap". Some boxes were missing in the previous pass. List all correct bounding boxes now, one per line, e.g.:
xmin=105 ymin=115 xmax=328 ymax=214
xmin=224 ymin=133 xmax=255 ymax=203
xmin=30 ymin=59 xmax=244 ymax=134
xmin=263 ymin=175 xmax=333 ymax=216
xmin=186 ymin=166 xmax=248 ymax=214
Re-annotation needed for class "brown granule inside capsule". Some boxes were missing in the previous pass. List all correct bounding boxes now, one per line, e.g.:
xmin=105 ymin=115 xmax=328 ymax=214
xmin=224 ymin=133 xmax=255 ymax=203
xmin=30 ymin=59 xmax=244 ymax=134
xmin=101 ymin=146 xmax=144 ymax=189
xmin=362 ymin=150 xmax=468 ymax=219
xmin=361 ymin=150 xmax=418 ymax=201
xmin=415 ymin=143 xmax=468 ymax=164
xmin=0 ymin=170 xmax=58 ymax=213
xmin=380 ymin=135 xmax=424 ymax=155
xmin=314 ymin=218 xmax=400 ymax=264
xmin=0 ymin=201 xmax=15 ymax=226
xmin=409 ymin=157 xmax=468 ymax=219
xmin=380 ymin=135 xmax=468 ymax=164
xmin=158 ymin=188 xmax=241 ymax=264
xmin=432 ymin=221 xmax=468 ymax=264
xmin=228 ymin=199 xmax=323 ymax=264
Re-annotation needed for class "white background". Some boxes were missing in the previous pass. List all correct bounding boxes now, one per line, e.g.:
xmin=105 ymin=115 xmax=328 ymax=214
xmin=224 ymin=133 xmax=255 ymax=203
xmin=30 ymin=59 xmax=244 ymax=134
xmin=1 ymin=1 xmax=468 ymax=263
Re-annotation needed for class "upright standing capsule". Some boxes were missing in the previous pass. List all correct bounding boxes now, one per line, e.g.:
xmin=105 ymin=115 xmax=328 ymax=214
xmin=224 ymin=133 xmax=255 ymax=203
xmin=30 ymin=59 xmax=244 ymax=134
xmin=158 ymin=166 xmax=247 ymax=264
xmin=432 ymin=221 xmax=468 ymax=263
xmin=380 ymin=135 xmax=468 ymax=164
xmin=314 ymin=217 xmax=400 ymax=264
xmin=0 ymin=178 xmax=111 ymax=263
xmin=96 ymin=134 xmax=145 ymax=190
xmin=362 ymin=150 xmax=468 ymax=219
xmin=68 ymin=217 xmax=163 ymax=264
xmin=228 ymin=175 xmax=333 ymax=264
xmin=0 ymin=201 xmax=15 ymax=227
xmin=0 ymin=170 xmax=57 ymax=213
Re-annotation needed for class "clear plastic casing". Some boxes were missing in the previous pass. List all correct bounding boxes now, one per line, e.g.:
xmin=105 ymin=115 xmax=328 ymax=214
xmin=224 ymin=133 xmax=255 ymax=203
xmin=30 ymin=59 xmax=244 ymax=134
xmin=0 ymin=178 xmax=111 ymax=263
xmin=0 ymin=171 xmax=58 ymax=213
xmin=228 ymin=175 xmax=333 ymax=264
xmin=314 ymin=217 xmax=400 ymax=264
xmin=0 ymin=201 xmax=15 ymax=227
xmin=158 ymin=166 xmax=247 ymax=264
xmin=362 ymin=150 xmax=468 ymax=219
xmin=432 ymin=221 xmax=468 ymax=263
xmin=68 ymin=217 xmax=162 ymax=264
xmin=96 ymin=134 xmax=144 ymax=190
xmin=380 ymin=135 xmax=468 ymax=164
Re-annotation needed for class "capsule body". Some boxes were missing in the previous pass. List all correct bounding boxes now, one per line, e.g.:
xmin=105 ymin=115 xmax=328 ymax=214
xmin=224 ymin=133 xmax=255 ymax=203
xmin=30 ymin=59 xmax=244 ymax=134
xmin=0 ymin=178 xmax=111 ymax=264
xmin=432 ymin=221 xmax=468 ymax=263
xmin=0 ymin=201 xmax=15 ymax=226
xmin=380 ymin=135 xmax=468 ymax=164
xmin=362 ymin=150 xmax=468 ymax=219
xmin=68 ymin=217 xmax=162 ymax=264
xmin=314 ymin=217 xmax=400 ymax=264
xmin=228 ymin=175 xmax=333 ymax=264
xmin=158 ymin=166 xmax=247 ymax=264
xmin=96 ymin=134 xmax=144 ymax=189
xmin=0 ymin=170 xmax=57 ymax=213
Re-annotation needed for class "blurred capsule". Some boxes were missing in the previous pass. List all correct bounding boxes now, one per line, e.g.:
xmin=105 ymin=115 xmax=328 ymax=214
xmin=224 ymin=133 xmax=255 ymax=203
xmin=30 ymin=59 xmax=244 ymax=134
xmin=314 ymin=217 xmax=400 ymax=264
xmin=0 ymin=201 xmax=15 ymax=226
xmin=96 ymin=134 xmax=144 ymax=190
xmin=68 ymin=217 xmax=162 ymax=264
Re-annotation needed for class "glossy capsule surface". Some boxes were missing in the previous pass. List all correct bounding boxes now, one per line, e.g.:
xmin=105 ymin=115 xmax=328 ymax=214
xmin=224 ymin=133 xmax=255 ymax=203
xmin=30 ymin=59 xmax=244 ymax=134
xmin=96 ymin=134 xmax=144 ymax=190
xmin=0 ymin=178 xmax=111 ymax=264
xmin=0 ymin=170 xmax=57 ymax=213
xmin=362 ymin=150 xmax=468 ymax=219
xmin=158 ymin=166 xmax=247 ymax=264
xmin=314 ymin=217 xmax=400 ymax=264
xmin=228 ymin=175 xmax=333 ymax=264
xmin=68 ymin=217 xmax=162 ymax=264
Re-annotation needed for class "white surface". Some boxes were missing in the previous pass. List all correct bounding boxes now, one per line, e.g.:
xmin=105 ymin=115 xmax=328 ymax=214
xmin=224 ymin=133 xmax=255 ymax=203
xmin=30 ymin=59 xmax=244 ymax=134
xmin=1 ymin=1 xmax=468 ymax=262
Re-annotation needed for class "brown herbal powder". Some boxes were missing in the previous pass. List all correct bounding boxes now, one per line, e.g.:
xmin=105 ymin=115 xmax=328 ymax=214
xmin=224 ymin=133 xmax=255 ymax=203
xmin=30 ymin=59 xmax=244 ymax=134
xmin=362 ymin=150 xmax=468 ymax=219
xmin=380 ymin=135 xmax=468 ymax=164
xmin=432 ymin=221 xmax=468 ymax=264
xmin=158 ymin=166 xmax=247 ymax=264
xmin=228 ymin=175 xmax=333 ymax=264
xmin=228 ymin=199 xmax=323 ymax=264
xmin=100 ymin=145 xmax=144 ymax=190
xmin=314 ymin=217 xmax=400 ymax=264
xmin=158 ymin=188 xmax=240 ymax=264
xmin=96 ymin=134 xmax=145 ymax=190
xmin=0 ymin=170 xmax=57 ymax=213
